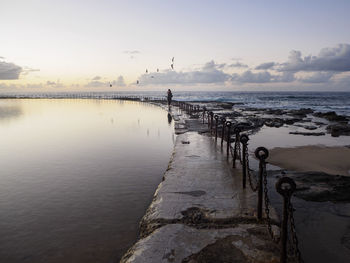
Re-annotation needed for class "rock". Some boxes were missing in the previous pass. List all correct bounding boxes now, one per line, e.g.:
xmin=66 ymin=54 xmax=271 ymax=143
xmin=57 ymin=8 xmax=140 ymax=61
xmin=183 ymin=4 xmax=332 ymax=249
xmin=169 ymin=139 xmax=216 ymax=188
xmin=326 ymin=124 xmax=350 ymax=137
xmin=284 ymin=118 xmax=303 ymax=125
xmin=221 ymin=103 xmax=234 ymax=109
xmin=289 ymin=131 xmax=325 ymax=136
xmin=264 ymin=118 xmax=284 ymax=128
xmin=265 ymin=109 xmax=285 ymax=115
xmin=283 ymin=171 xmax=350 ymax=202
xmin=314 ymin=111 xmax=349 ymax=122
xmin=294 ymin=124 xmax=318 ymax=130
xmin=288 ymin=108 xmax=314 ymax=118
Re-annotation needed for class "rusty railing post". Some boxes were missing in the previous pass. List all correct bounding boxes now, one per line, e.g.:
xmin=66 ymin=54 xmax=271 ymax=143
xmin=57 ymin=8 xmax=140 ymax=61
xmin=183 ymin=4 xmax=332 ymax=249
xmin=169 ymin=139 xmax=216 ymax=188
xmin=240 ymin=134 xmax=249 ymax=189
xmin=276 ymin=177 xmax=297 ymax=263
xmin=214 ymin=115 xmax=219 ymax=140
xmin=221 ymin=117 xmax=226 ymax=147
xmin=233 ymin=127 xmax=241 ymax=168
xmin=207 ymin=112 xmax=211 ymax=128
xmin=255 ymin=147 xmax=269 ymax=220
xmin=226 ymin=121 xmax=232 ymax=158
xmin=203 ymin=107 xmax=207 ymax=124
xmin=209 ymin=112 xmax=214 ymax=134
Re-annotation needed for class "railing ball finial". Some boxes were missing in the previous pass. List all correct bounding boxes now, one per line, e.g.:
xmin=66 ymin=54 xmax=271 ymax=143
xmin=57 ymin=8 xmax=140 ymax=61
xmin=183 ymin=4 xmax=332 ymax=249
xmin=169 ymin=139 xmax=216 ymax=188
xmin=275 ymin=177 xmax=296 ymax=197
xmin=240 ymin=134 xmax=249 ymax=144
xmin=234 ymin=127 xmax=241 ymax=134
xmin=254 ymin=146 xmax=269 ymax=160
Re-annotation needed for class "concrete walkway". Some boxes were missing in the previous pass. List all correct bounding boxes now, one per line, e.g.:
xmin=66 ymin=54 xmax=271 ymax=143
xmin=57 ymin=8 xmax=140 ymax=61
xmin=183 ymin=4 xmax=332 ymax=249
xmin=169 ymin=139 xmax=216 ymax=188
xmin=121 ymin=109 xmax=280 ymax=263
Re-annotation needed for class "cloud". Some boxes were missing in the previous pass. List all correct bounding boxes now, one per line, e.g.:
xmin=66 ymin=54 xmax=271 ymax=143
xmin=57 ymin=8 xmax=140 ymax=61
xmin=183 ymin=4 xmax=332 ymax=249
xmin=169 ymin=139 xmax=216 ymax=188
xmin=114 ymin=75 xmax=126 ymax=87
xmin=86 ymin=75 xmax=126 ymax=87
xmin=138 ymin=60 xmax=230 ymax=85
xmin=229 ymin=62 xmax=248 ymax=68
xmin=86 ymin=81 xmax=106 ymax=87
xmin=92 ymin=75 xmax=101 ymax=81
xmin=231 ymin=70 xmax=272 ymax=83
xmin=46 ymin=81 xmax=56 ymax=85
xmin=279 ymin=44 xmax=350 ymax=72
xmin=231 ymin=70 xmax=295 ymax=83
xmin=21 ymin=67 xmax=40 ymax=76
xmin=0 ymin=61 xmax=22 ymax=80
xmin=255 ymin=62 xmax=275 ymax=70
xmin=123 ymin=50 xmax=140 ymax=59
xmin=123 ymin=50 xmax=140 ymax=54
xmin=298 ymin=72 xmax=334 ymax=83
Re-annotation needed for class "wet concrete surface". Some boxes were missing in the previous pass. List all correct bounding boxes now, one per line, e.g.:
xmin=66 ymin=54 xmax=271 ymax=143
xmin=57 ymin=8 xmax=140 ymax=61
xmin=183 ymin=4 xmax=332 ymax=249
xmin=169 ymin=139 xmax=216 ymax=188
xmin=121 ymin=106 xmax=280 ymax=263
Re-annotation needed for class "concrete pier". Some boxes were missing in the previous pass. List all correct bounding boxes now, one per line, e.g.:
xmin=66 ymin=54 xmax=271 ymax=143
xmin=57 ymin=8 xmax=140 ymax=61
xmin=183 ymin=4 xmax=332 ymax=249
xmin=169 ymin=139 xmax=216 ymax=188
xmin=121 ymin=107 xmax=280 ymax=263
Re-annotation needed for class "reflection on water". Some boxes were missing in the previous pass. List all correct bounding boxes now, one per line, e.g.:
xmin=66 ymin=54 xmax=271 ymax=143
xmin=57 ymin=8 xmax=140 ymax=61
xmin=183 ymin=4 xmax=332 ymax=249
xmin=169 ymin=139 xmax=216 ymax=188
xmin=0 ymin=99 xmax=174 ymax=263
xmin=0 ymin=100 xmax=23 ymax=122
xmin=167 ymin=113 xmax=172 ymax=124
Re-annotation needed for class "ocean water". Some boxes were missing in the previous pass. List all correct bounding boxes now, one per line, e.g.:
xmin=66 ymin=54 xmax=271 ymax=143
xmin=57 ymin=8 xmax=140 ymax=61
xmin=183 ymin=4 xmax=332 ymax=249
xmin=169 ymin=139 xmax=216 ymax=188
xmin=2 ymin=91 xmax=350 ymax=116
xmin=0 ymin=99 xmax=174 ymax=263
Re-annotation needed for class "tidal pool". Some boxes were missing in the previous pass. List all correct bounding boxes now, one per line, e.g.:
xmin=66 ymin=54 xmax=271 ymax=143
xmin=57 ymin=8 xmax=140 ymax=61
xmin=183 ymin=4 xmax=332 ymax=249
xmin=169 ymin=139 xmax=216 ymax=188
xmin=0 ymin=99 xmax=175 ymax=263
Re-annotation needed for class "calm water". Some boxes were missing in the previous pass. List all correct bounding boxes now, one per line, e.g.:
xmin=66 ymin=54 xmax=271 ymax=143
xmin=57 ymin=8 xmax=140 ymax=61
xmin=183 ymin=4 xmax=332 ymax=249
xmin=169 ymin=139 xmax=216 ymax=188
xmin=0 ymin=99 xmax=174 ymax=263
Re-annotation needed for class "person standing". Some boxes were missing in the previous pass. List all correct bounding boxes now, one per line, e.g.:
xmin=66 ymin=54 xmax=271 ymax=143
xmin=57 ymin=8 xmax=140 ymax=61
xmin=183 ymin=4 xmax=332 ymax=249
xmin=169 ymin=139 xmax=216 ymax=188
xmin=167 ymin=89 xmax=173 ymax=106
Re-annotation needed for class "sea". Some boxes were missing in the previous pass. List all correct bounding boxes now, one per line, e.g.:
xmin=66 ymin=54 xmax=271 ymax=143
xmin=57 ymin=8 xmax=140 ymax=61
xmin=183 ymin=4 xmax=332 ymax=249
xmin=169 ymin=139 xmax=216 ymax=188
xmin=2 ymin=91 xmax=350 ymax=116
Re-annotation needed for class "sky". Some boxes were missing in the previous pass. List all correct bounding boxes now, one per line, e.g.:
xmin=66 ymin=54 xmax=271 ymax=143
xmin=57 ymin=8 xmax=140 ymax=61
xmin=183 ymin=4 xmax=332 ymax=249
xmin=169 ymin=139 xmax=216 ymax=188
xmin=1 ymin=0 xmax=350 ymax=92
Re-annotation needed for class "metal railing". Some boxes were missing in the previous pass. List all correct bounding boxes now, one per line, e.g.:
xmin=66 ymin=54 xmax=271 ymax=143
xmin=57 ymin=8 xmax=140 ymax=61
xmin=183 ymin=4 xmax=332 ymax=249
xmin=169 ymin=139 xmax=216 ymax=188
xmin=180 ymin=101 xmax=303 ymax=263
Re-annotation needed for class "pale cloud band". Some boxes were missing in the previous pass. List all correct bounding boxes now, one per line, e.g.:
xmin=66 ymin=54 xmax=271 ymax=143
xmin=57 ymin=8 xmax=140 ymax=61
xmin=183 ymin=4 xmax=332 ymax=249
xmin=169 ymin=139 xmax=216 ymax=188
xmin=1 ymin=44 xmax=350 ymax=90
xmin=137 ymin=44 xmax=350 ymax=87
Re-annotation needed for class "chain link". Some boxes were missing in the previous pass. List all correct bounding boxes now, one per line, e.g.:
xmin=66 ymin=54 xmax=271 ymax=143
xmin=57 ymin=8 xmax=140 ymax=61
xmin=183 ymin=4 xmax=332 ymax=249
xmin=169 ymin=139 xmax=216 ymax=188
xmin=262 ymin=162 xmax=280 ymax=243
xmin=288 ymin=200 xmax=304 ymax=263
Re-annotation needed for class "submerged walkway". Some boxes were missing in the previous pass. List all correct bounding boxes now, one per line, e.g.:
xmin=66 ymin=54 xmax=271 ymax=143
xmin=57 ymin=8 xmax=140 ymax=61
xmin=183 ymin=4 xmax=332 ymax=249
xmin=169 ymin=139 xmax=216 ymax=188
xmin=121 ymin=108 xmax=280 ymax=263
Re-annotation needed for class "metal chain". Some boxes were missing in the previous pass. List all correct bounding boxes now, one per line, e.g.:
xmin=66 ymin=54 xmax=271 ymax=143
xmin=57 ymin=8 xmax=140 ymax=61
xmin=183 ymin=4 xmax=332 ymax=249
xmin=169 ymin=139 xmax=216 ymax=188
xmin=262 ymin=162 xmax=280 ymax=243
xmin=245 ymin=145 xmax=259 ymax=192
xmin=229 ymin=135 xmax=242 ymax=163
xmin=236 ymin=137 xmax=242 ymax=164
xmin=288 ymin=200 xmax=304 ymax=263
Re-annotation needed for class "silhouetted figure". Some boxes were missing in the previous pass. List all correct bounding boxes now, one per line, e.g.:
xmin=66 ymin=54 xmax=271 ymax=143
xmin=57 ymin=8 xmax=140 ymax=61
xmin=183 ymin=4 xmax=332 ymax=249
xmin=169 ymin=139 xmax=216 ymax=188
xmin=172 ymin=57 xmax=174 ymax=62
xmin=167 ymin=113 xmax=172 ymax=124
xmin=171 ymin=64 xmax=174 ymax=70
xmin=146 ymin=69 xmax=148 ymax=73
xmin=136 ymin=80 xmax=139 ymax=84
xmin=109 ymin=83 xmax=112 ymax=87
xmin=157 ymin=68 xmax=159 ymax=72
xmin=167 ymin=89 xmax=173 ymax=106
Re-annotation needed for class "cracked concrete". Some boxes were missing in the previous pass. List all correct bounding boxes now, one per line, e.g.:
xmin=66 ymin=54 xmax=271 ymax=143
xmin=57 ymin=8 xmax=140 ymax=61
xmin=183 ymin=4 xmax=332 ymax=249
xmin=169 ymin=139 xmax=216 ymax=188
xmin=120 ymin=106 xmax=280 ymax=263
